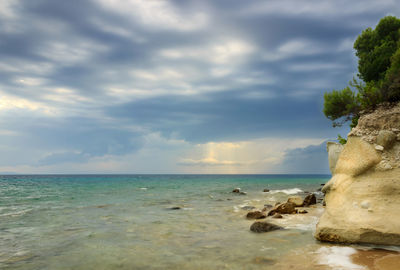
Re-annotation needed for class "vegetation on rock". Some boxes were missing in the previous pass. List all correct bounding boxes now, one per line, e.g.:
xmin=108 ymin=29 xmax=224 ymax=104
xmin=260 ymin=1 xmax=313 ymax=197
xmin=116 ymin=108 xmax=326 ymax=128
xmin=323 ymin=16 xmax=400 ymax=129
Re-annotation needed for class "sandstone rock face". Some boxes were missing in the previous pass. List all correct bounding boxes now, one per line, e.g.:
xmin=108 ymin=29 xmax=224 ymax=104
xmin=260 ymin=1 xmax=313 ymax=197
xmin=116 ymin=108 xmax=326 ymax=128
xmin=316 ymin=103 xmax=400 ymax=246
xmin=326 ymin=142 xmax=344 ymax=174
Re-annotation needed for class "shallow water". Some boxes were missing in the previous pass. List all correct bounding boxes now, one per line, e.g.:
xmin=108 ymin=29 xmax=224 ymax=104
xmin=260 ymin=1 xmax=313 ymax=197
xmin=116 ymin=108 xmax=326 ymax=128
xmin=0 ymin=174 xmax=397 ymax=269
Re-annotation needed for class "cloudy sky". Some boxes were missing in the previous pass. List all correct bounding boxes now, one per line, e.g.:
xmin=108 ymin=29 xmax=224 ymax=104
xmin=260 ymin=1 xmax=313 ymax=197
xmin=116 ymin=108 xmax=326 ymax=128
xmin=1 ymin=0 xmax=399 ymax=174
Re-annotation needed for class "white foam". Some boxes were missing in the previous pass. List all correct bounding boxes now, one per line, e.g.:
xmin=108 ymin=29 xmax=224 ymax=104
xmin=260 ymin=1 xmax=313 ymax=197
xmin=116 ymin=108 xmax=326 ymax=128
xmin=316 ymin=246 xmax=365 ymax=270
xmin=269 ymin=188 xmax=303 ymax=195
xmin=139 ymin=187 xmax=147 ymax=190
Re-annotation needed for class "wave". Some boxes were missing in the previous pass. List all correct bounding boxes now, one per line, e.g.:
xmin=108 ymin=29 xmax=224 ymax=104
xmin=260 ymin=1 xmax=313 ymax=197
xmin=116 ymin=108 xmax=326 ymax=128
xmin=315 ymin=247 xmax=364 ymax=270
xmin=268 ymin=188 xmax=303 ymax=195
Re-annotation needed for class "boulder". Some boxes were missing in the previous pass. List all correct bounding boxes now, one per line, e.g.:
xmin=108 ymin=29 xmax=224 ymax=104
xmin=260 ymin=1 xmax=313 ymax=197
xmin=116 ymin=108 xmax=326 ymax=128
xmin=267 ymin=202 xmax=297 ymax=216
xmin=376 ymin=130 xmax=396 ymax=149
xmin=287 ymin=196 xmax=304 ymax=207
xmin=246 ymin=211 xmax=267 ymax=219
xmin=302 ymin=194 xmax=317 ymax=206
xmin=250 ymin=221 xmax=283 ymax=233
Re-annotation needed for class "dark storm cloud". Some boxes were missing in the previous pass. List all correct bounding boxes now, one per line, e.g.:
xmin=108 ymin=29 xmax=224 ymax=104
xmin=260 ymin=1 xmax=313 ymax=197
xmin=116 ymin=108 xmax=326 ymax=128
xmin=279 ymin=141 xmax=330 ymax=174
xmin=0 ymin=0 xmax=398 ymax=169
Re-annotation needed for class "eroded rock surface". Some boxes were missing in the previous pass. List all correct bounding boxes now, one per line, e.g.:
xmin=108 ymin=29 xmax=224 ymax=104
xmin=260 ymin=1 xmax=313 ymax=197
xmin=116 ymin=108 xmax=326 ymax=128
xmin=316 ymin=103 xmax=400 ymax=245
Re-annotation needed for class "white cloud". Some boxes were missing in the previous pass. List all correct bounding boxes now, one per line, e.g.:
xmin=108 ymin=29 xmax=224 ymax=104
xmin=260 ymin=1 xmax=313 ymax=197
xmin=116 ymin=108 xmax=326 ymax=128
xmin=242 ymin=0 xmax=396 ymax=17
xmin=160 ymin=39 xmax=255 ymax=64
xmin=37 ymin=40 xmax=109 ymax=65
xmin=263 ymin=39 xmax=325 ymax=61
xmin=95 ymin=0 xmax=208 ymax=32
xmin=287 ymin=62 xmax=345 ymax=72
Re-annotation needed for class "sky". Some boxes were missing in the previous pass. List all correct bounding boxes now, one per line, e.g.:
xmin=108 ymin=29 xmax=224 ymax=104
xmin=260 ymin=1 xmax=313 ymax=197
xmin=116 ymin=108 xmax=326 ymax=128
xmin=0 ymin=0 xmax=399 ymax=174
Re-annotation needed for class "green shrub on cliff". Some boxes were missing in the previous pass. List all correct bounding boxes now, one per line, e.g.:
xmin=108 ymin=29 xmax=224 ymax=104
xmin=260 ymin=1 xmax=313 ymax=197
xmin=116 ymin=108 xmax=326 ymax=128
xmin=323 ymin=16 xmax=400 ymax=128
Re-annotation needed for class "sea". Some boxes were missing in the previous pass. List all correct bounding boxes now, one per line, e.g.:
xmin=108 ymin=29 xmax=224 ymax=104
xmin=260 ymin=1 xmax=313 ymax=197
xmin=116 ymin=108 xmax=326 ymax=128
xmin=1 ymin=174 xmax=398 ymax=270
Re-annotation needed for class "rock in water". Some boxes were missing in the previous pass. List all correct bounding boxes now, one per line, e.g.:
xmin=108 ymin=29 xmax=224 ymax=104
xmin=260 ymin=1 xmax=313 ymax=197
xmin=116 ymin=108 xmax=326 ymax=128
xmin=241 ymin=205 xmax=256 ymax=211
xmin=302 ymin=194 xmax=316 ymax=206
xmin=267 ymin=202 xmax=297 ymax=216
xmin=246 ymin=211 xmax=267 ymax=219
xmin=232 ymin=188 xmax=241 ymax=193
xmin=263 ymin=188 xmax=270 ymax=192
xmin=166 ymin=206 xmax=181 ymax=210
xmin=287 ymin=196 xmax=304 ymax=207
xmin=316 ymin=103 xmax=400 ymax=246
xmin=250 ymin=221 xmax=283 ymax=233
xmin=272 ymin=213 xmax=283 ymax=219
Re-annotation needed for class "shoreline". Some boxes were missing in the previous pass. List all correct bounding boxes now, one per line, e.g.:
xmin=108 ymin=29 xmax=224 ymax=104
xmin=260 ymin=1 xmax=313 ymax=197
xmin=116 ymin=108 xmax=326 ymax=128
xmin=236 ymin=187 xmax=400 ymax=270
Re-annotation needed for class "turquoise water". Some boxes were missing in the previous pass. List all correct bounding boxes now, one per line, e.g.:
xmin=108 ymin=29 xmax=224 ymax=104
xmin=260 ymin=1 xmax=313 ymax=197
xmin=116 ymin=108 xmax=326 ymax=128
xmin=0 ymin=174 xmax=329 ymax=269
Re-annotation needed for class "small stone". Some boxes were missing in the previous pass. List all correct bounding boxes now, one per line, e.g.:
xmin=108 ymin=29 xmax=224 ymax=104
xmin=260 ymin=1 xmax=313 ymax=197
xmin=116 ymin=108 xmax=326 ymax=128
xmin=246 ymin=210 xmax=267 ymax=219
xmin=263 ymin=188 xmax=270 ymax=192
xmin=250 ymin=221 xmax=283 ymax=233
xmin=298 ymin=210 xmax=308 ymax=214
xmin=232 ymin=188 xmax=241 ymax=193
xmin=360 ymin=201 xmax=370 ymax=209
xmin=375 ymin=145 xmax=384 ymax=151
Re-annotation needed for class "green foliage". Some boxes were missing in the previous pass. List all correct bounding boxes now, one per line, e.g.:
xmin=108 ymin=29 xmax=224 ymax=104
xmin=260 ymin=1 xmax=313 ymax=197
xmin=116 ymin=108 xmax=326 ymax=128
xmin=323 ymin=87 xmax=359 ymax=127
xmin=381 ymin=47 xmax=400 ymax=102
xmin=354 ymin=16 xmax=400 ymax=82
xmin=324 ymin=16 xmax=400 ymax=131
xmin=337 ymin=134 xmax=347 ymax=145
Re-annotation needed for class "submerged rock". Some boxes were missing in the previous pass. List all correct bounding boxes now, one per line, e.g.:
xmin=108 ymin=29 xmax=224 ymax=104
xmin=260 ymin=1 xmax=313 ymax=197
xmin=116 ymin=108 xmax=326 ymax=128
xmin=241 ymin=205 xmax=256 ymax=211
xmin=250 ymin=221 xmax=283 ymax=233
xmin=302 ymin=194 xmax=317 ymax=206
xmin=246 ymin=210 xmax=267 ymax=219
xmin=166 ymin=206 xmax=182 ymax=210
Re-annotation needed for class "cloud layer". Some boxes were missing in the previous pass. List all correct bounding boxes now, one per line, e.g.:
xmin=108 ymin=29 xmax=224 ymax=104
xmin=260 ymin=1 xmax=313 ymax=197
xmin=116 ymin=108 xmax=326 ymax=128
xmin=0 ymin=0 xmax=398 ymax=173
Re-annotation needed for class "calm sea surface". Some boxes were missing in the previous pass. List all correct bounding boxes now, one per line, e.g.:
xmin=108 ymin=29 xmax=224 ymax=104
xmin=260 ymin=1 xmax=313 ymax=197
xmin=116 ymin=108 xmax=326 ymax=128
xmin=1 ymin=174 xmax=331 ymax=269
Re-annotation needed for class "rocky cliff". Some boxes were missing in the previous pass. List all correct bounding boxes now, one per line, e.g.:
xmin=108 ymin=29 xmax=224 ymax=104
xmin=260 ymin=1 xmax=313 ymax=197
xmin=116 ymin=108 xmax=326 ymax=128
xmin=315 ymin=103 xmax=400 ymax=245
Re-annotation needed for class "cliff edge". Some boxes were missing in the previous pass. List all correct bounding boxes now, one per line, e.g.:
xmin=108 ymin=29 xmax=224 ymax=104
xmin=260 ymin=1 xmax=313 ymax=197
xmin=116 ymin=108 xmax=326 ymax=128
xmin=315 ymin=103 xmax=400 ymax=245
